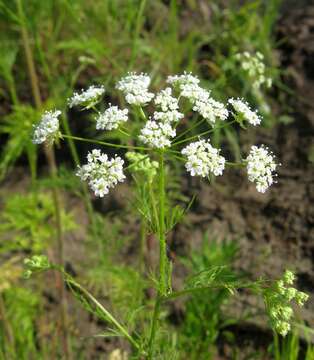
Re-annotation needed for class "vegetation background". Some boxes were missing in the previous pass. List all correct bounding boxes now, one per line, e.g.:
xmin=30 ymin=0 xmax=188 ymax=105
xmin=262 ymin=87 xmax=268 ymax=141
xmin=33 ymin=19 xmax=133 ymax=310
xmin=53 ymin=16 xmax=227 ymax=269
xmin=0 ymin=0 xmax=313 ymax=359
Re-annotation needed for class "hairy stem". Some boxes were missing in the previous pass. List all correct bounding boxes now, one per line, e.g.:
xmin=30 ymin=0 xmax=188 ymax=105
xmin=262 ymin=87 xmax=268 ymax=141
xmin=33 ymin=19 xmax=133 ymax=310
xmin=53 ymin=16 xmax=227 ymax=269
xmin=16 ymin=0 xmax=70 ymax=357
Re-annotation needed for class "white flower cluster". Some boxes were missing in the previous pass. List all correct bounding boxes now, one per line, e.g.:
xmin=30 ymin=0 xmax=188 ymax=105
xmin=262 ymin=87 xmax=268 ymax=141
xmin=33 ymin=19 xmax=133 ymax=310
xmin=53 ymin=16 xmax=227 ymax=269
xmin=96 ymin=105 xmax=128 ymax=131
xmin=154 ymin=87 xmax=178 ymax=112
xmin=138 ymin=120 xmax=176 ymax=149
xmin=193 ymin=94 xmax=228 ymax=125
xmin=246 ymin=145 xmax=277 ymax=193
xmin=167 ymin=72 xmax=202 ymax=102
xmin=76 ymin=149 xmax=125 ymax=197
xmin=229 ymin=98 xmax=261 ymax=126
xmin=181 ymin=139 xmax=225 ymax=177
xmin=32 ymin=110 xmax=61 ymax=144
xmin=167 ymin=72 xmax=228 ymax=125
xmin=68 ymin=85 xmax=105 ymax=108
xmin=116 ymin=72 xmax=154 ymax=105
xmin=153 ymin=87 xmax=183 ymax=124
xmin=236 ymin=52 xmax=272 ymax=89
xmin=167 ymin=71 xmax=200 ymax=87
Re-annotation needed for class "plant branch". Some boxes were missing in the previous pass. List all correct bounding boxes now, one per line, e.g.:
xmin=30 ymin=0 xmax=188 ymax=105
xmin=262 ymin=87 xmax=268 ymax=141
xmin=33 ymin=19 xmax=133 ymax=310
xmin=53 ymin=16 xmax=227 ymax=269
xmin=61 ymin=134 xmax=151 ymax=151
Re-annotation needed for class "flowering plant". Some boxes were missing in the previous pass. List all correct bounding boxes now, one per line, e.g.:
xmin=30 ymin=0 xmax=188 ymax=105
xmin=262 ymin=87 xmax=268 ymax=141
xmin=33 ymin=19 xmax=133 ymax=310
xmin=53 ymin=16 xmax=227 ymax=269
xmin=28 ymin=71 xmax=307 ymax=358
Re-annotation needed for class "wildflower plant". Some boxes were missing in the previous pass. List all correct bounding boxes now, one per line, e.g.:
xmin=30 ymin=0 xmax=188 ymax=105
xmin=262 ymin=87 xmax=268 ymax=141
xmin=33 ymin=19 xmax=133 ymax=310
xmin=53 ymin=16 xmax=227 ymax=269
xmin=27 ymin=72 xmax=308 ymax=358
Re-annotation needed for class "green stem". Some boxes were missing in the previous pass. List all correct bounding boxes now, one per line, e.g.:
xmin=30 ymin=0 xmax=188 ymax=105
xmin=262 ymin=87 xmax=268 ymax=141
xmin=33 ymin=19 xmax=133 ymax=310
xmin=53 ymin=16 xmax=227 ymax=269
xmin=148 ymin=182 xmax=159 ymax=235
xmin=118 ymin=128 xmax=131 ymax=137
xmin=173 ymin=118 xmax=205 ymax=142
xmin=138 ymin=106 xmax=147 ymax=121
xmin=172 ymin=120 xmax=237 ymax=146
xmin=226 ymin=161 xmax=245 ymax=167
xmin=158 ymin=153 xmax=167 ymax=295
xmin=61 ymin=133 xmax=151 ymax=151
xmin=148 ymin=152 xmax=167 ymax=358
xmin=139 ymin=218 xmax=147 ymax=274
xmin=148 ymin=297 xmax=161 ymax=358
xmin=65 ymin=277 xmax=141 ymax=352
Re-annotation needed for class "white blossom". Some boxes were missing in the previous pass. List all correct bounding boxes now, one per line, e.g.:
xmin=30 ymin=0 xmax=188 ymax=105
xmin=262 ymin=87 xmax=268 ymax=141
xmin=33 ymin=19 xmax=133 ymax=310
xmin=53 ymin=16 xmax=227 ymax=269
xmin=116 ymin=72 xmax=154 ymax=105
xmin=96 ymin=105 xmax=128 ymax=131
xmin=153 ymin=110 xmax=184 ymax=124
xmin=229 ymin=98 xmax=261 ymax=126
xmin=167 ymin=72 xmax=204 ymax=103
xmin=138 ymin=120 xmax=176 ymax=148
xmin=153 ymin=88 xmax=183 ymax=123
xmin=246 ymin=145 xmax=277 ymax=193
xmin=154 ymin=87 xmax=179 ymax=112
xmin=167 ymin=72 xmax=200 ymax=87
xmin=167 ymin=73 xmax=228 ymax=124
xmin=180 ymin=83 xmax=207 ymax=103
xmin=181 ymin=139 xmax=225 ymax=177
xmin=68 ymin=85 xmax=105 ymax=108
xmin=32 ymin=110 xmax=61 ymax=144
xmin=76 ymin=149 xmax=125 ymax=197
xmin=193 ymin=94 xmax=228 ymax=124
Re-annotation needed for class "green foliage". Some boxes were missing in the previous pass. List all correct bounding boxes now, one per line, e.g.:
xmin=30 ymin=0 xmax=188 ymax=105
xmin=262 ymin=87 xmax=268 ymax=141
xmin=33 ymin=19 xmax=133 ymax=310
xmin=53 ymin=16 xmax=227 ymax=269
xmin=0 ymin=192 xmax=76 ymax=253
xmin=272 ymin=330 xmax=314 ymax=360
xmin=0 ymin=287 xmax=41 ymax=360
xmin=178 ymin=237 xmax=239 ymax=359
xmin=0 ymin=105 xmax=39 ymax=181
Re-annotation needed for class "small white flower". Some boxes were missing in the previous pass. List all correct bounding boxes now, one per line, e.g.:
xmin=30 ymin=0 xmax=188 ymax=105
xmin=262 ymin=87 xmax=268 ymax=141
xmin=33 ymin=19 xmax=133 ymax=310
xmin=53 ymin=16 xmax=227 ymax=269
xmin=32 ymin=110 xmax=61 ymax=144
xmin=153 ymin=110 xmax=184 ymax=124
xmin=167 ymin=72 xmax=200 ymax=86
xmin=68 ymin=85 xmax=105 ymax=108
xmin=246 ymin=145 xmax=278 ymax=193
xmin=77 ymin=149 xmax=125 ymax=197
xmin=96 ymin=105 xmax=128 ymax=131
xmin=167 ymin=72 xmax=204 ymax=103
xmin=229 ymin=98 xmax=261 ymax=126
xmin=154 ymin=87 xmax=179 ymax=112
xmin=138 ymin=120 xmax=176 ymax=148
xmin=116 ymin=72 xmax=154 ymax=105
xmin=180 ymin=83 xmax=206 ymax=102
xmin=193 ymin=95 xmax=228 ymax=124
xmin=181 ymin=139 xmax=225 ymax=177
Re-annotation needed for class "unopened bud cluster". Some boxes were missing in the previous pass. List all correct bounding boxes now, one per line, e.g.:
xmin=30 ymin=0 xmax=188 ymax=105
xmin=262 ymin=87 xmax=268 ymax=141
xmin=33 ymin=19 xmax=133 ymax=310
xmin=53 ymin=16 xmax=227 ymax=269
xmin=264 ymin=270 xmax=309 ymax=336
xmin=23 ymin=255 xmax=50 ymax=278
xmin=126 ymin=152 xmax=158 ymax=182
